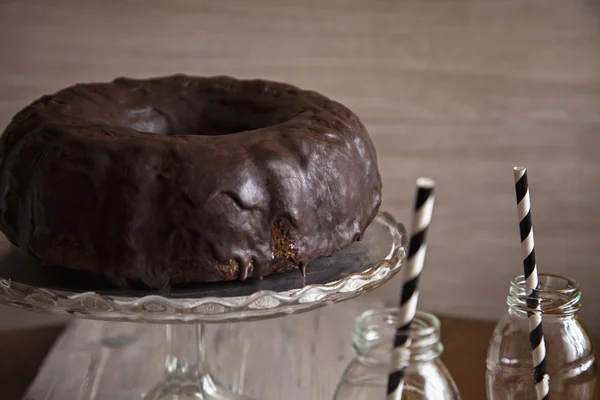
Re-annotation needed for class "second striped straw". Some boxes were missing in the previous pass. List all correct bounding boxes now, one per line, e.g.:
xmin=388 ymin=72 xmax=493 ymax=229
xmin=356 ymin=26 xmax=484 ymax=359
xmin=386 ymin=177 xmax=436 ymax=400
xmin=513 ymin=166 xmax=550 ymax=400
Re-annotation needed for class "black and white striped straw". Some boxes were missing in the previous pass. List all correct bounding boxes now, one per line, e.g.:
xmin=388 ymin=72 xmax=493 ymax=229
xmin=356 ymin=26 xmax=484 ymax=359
xmin=386 ymin=177 xmax=436 ymax=400
xmin=514 ymin=166 xmax=550 ymax=400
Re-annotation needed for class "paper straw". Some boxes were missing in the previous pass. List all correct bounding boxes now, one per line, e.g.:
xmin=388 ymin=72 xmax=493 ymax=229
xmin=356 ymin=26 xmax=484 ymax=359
xmin=514 ymin=166 xmax=550 ymax=400
xmin=386 ymin=177 xmax=436 ymax=400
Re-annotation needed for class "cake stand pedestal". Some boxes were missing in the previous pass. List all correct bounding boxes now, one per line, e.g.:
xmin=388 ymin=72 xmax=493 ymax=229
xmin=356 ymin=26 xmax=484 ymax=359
xmin=0 ymin=212 xmax=406 ymax=400
xmin=144 ymin=324 xmax=247 ymax=400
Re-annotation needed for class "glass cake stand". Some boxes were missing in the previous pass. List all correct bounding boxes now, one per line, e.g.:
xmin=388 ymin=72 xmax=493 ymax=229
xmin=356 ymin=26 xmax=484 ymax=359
xmin=0 ymin=212 xmax=406 ymax=400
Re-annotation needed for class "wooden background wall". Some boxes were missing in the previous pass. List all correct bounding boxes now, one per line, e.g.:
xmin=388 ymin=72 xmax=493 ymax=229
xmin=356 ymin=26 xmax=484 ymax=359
xmin=0 ymin=0 xmax=599 ymax=334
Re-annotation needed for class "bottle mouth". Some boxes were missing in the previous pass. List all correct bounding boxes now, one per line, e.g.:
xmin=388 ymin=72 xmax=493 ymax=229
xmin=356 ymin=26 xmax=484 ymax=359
xmin=353 ymin=308 xmax=442 ymax=362
xmin=508 ymin=273 xmax=581 ymax=315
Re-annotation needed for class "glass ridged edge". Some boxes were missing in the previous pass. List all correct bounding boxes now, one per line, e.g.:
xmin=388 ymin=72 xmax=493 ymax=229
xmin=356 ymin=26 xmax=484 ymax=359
xmin=0 ymin=212 xmax=406 ymax=323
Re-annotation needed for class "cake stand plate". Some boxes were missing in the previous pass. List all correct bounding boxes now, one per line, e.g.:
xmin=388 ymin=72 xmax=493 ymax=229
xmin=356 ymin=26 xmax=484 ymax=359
xmin=0 ymin=212 xmax=406 ymax=400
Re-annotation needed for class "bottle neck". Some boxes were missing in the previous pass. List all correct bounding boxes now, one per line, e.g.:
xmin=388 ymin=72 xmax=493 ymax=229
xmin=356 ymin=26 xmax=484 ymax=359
xmin=507 ymin=273 xmax=581 ymax=318
xmin=352 ymin=308 xmax=443 ymax=366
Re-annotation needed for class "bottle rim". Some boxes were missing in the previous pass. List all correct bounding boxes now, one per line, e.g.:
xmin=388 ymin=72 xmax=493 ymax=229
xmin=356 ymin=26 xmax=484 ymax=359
xmin=507 ymin=273 xmax=581 ymax=315
xmin=354 ymin=308 xmax=442 ymax=355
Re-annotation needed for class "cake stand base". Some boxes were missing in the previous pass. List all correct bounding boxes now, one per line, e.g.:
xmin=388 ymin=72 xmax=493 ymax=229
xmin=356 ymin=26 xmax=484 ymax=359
xmin=143 ymin=324 xmax=252 ymax=400
xmin=144 ymin=374 xmax=250 ymax=400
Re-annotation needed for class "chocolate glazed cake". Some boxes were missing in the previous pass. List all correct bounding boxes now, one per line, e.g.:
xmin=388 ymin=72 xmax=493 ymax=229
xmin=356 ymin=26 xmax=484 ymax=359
xmin=0 ymin=75 xmax=381 ymax=289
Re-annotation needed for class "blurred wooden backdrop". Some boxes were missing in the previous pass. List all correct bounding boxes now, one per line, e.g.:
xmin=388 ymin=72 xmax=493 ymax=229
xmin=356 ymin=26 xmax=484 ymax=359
xmin=0 ymin=0 xmax=599 ymax=334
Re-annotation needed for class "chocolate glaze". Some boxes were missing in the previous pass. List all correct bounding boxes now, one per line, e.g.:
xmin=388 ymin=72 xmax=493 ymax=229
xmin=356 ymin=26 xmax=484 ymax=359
xmin=0 ymin=75 xmax=382 ymax=288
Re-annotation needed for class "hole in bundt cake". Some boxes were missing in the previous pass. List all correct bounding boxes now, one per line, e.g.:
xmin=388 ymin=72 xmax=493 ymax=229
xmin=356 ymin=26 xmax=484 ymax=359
xmin=123 ymin=95 xmax=300 ymax=137
xmin=126 ymin=107 xmax=171 ymax=136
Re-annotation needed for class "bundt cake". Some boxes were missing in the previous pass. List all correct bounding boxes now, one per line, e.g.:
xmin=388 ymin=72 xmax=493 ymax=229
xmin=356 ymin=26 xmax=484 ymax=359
xmin=0 ymin=75 xmax=381 ymax=289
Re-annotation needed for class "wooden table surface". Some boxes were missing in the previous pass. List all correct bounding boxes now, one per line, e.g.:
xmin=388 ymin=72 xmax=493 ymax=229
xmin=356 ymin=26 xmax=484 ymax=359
xmin=3 ymin=295 xmax=598 ymax=400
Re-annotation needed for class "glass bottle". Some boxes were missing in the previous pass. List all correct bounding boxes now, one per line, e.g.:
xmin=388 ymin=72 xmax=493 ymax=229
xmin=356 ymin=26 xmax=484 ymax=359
xmin=334 ymin=308 xmax=461 ymax=400
xmin=486 ymin=273 xmax=598 ymax=399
